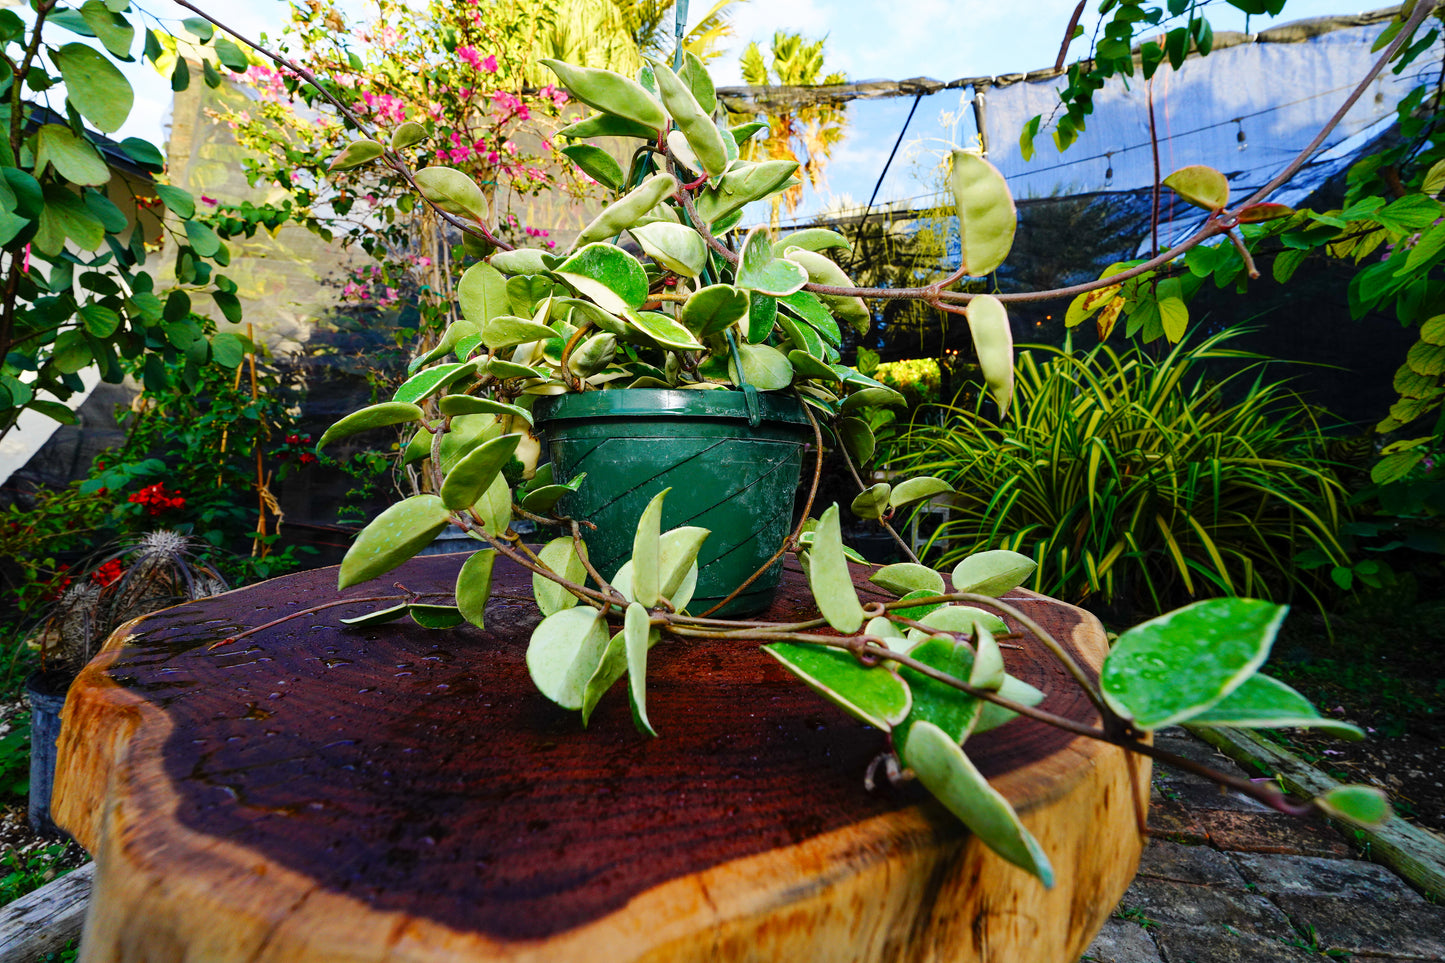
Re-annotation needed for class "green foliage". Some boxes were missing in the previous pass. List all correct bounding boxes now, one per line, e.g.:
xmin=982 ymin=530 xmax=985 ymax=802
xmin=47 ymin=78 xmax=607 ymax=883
xmin=0 ymin=842 xmax=85 ymax=906
xmin=0 ymin=2 xmax=259 ymax=439
xmin=0 ymin=710 xmax=30 ymax=801
xmin=884 ymin=333 xmax=1352 ymax=614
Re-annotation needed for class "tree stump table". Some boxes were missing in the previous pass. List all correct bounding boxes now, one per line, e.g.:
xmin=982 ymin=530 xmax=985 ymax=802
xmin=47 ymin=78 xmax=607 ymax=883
xmin=55 ymin=554 xmax=1147 ymax=963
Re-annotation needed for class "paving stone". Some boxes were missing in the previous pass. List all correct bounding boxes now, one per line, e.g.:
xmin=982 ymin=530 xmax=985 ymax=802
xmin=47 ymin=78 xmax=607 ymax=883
xmin=1275 ymin=894 xmax=1445 ymax=959
xmin=1148 ymin=799 xmax=1210 ymax=845
xmin=1194 ymin=809 xmax=1353 ymax=858
xmin=1081 ymin=917 xmax=1164 ymax=963
xmin=1118 ymin=878 xmax=1292 ymax=938
xmin=1137 ymin=840 xmax=1246 ymax=886
xmin=1231 ymin=852 xmax=1424 ymax=902
xmin=1161 ymin=779 xmax=1275 ymax=814
xmin=1152 ymin=730 xmax=1252 ymax=781
xmin=1152 ymin=924 xmax=1320 ymax=963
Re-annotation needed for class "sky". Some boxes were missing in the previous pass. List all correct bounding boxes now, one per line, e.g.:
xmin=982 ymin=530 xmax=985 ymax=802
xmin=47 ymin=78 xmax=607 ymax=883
xmin=113 ymin=0 xmax=1385 ymax=145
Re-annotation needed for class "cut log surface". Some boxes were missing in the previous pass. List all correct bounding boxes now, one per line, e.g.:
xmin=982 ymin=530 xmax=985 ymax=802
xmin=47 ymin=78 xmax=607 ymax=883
xmin=55 ymin=554 xmax=1146 ymax=963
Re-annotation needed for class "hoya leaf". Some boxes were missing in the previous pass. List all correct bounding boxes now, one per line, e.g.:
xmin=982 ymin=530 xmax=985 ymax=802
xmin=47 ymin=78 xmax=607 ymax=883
xmin=889 ymin=476 xmax=954 ymax=509
xmin=1316 ymin=785 xmax=1391 ymax=828
xmin=679 ymin=284 xmax=749 ymax=338
xmin=329 ymin=139 xmax=385 ymax=171
xmin=787 ymin=350 xmax=837 ymax=382
xmin=440 ymin=433 xmax=522 ymax=510
xmin=904 ymin=605 xmax=1008 ymax=648
xmin=560 ymin=143 xmax=623 ymax=190
xmin=393 ymin=361 xmax=473 ymax=404
xmin=539 ymin=59 xmax=666 ymax=130
xmin=899 ymin=721 xmax=1055 ymax=886
xmin=534 ymin=536 xmax=590 ymax=616
xmin=555 ymin=243 xmax=649 ymax=314
xmin=865 ymin=615 xmax=909 ymax=652
xmin=618 ymin=309 xmax=700 ymax=351
xmin=737 ymin=227 xmax=809 ymax=296
xmin=581 ymin=630 xmax=628 ymax=726
xmin=631 ymin=488 xmax=667 ymax=607
xmin=898 ymin=636 xmax=982 ymax=743
xmin=414 ymin=166 xmax=486 ymax=221
xmin=762 ymin=642 xmax=911 ymax=729
xmin=970 ymin=622 xmax=1005 ymax=691
xmin=808 ymin=503 xmax=865 ymax=633
xmin=631 ymin=221 xmax=707 ymax=278
xmin=658 ymin=525 xmax=709 ymax=602
xmin=410 ymin=321 xmax=481 ymax=374
xmin=838 ymin=417 xmax=875 ymax=464
xmin=1187 ymin=673 xmax=1364 ymax=740
xmin=891 ymin=589 xmax=947 ymax=621
xmin=391 ymin=122 xmax=427 ymax=150
xmin=772 ymin=228 xmax=850 ymax=258
xmin=975 ymin=675 xmax=1045 ymax=734
xmin=473 ymin=473 xmax=513 ymax=537
xmin=457 ymin=261 xmax=510 ymax=328
xmin=850 ymin=482 xmax=891 ymax=520
xmin=727 ymin=343 xmax=793 ymax=391
xmin=1101 ymin=598 xmax=1288 ymax=730
xmin=482 ymin=315 xmax=559 ymax=351
xmin=338 ymin=495 xmax=451 ymax=589
xmin=339 ymin=603 xmax=410 ymax=627
xmin=951 ymin=550 xmax=1037 ymax=597
xmin=520 ymin=472 xmax=587 ymax=514
xmin=317 ymin=401 xmax=423 ymax=451
xmin=410 ymin=604 xmax=465 ymax=629
xmin=949 ymin=150 xmax=1017 ymax=276
xmin=839 ymin=386 xmax=906 ymax=414
xmin=871 ymin=563 xmax=945 ymax=598
xmin=526 ymin=606 xmax=611 ymax=710
xmin=1163 ymin=164 xmax=1230 ymax=211
xmin=625 ymin=602 xmax=657 ymax=736
xmin=965 ymin=295 xmax=1014 ymax=417
xmin=455 ymin=548 xmax=496 ymax=629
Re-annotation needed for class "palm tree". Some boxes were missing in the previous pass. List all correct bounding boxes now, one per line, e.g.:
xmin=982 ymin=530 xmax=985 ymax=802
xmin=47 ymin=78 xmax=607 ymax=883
xmin=732 ymin=31 xmax=849 ymax=228
xmin=507 ymin=0 xmax=744 ymax=80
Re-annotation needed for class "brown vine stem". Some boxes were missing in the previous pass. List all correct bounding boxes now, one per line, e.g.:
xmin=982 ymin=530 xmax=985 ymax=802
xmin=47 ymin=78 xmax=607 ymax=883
xmin=1239 ymin=0 xmax=1434 ymax=208
xmin=210 ymin=591 xmax=449 ymax=647
xmin=695 ymin=390 xmax=828 ymax=618
xmin=835 ymin=429 xmax=921 ymax=565
xmin=1055 ymin=1 xmax=1089 ymax=72
xmin=570 ymin=518 xmax=626 ymax=608
xmin=757 ymin=632 xmax=1313 ymax=817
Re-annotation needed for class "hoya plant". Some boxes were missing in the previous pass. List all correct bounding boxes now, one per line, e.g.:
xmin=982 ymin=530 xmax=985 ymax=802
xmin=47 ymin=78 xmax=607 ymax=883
xmin=187 ymin=40 xmax=1396 ymax=886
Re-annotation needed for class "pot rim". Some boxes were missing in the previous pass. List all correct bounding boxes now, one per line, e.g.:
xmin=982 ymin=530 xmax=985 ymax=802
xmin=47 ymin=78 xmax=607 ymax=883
xmin=532 ymin=388 xmax=810 ymax=427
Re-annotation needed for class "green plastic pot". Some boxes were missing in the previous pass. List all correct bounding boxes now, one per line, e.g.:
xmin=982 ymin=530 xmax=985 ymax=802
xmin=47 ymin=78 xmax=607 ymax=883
xmin=532 ymin=389 xmax=811 ymax=617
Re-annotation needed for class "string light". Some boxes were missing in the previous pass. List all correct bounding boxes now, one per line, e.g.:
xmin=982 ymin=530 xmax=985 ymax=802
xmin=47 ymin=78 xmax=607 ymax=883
xmin=1236 ymin=118 xmax=1247 ymax=151
xmin=1104 ymin=152 xmax=1114 ymax=186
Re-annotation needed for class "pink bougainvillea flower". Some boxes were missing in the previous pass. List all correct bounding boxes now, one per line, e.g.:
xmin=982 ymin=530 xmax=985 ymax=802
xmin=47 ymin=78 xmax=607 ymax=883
xmin=456 ymin=45 xmax=482 ymax=69
xmin=482 ymin=54 xmax=498 ymax=73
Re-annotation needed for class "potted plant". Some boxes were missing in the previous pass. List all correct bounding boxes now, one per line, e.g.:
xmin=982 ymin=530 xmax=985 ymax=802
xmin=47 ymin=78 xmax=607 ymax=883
xmin=27 ymin=530 xmax=226 ymax=835
xmin=276 ymin=43 xmax=1394 ymax=888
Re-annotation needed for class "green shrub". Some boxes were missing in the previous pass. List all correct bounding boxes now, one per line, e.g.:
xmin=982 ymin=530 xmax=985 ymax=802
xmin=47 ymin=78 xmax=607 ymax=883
xmin=885 ymin=332 xmax=1353 ymax=616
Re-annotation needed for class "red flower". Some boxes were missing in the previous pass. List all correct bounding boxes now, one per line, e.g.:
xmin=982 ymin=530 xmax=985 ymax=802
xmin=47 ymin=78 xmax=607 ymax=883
xmin=299 ymin=452 xmax=317 ymax=465
xmin=90 ymin=559 xmax=125 ymax=588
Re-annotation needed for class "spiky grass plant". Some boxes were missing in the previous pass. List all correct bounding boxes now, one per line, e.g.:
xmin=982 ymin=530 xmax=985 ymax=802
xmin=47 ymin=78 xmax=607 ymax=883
xmin=885 ymin=331 xmax=1352 ymax=616
xmin=32 ymin=531 xmax=228 ymax=676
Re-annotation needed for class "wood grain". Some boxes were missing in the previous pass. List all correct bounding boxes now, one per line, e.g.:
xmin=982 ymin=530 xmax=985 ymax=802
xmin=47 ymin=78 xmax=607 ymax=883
xmin=55 ymin=554 xmax=1147 ymax=962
